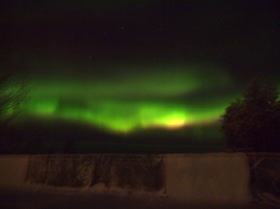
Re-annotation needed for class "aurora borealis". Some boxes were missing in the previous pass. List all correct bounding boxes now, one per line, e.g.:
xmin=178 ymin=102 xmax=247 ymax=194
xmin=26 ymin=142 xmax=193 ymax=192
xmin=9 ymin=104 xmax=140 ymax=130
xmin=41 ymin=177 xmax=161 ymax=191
xmin=1 ymin=0 xmax=280 ymax=149
xmin=18 ymin=62 xmax=240 ymax=133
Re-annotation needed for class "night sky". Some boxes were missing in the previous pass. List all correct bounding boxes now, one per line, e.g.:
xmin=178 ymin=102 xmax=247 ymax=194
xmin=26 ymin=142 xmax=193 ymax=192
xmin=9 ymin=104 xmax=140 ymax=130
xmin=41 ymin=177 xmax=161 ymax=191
xmin=1 ymin=1 xmax=280 ymax=136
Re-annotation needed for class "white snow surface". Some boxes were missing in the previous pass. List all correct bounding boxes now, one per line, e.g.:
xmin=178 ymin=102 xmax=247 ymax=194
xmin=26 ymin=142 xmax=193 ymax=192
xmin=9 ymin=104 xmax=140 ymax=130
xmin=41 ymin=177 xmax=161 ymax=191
xmin=0 ymin=153 xmax=251 ymax=204
xmin=165 ymin=153 xmax=251 ymax=204
xmin=0 ymin=155 xmax=29 ymax=186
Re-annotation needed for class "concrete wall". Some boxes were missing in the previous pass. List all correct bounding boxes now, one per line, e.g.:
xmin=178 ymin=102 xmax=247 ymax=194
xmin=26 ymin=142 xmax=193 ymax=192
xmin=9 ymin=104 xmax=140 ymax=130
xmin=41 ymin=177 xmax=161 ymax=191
xmin=165 ymin=153 xmax=251 ymax=203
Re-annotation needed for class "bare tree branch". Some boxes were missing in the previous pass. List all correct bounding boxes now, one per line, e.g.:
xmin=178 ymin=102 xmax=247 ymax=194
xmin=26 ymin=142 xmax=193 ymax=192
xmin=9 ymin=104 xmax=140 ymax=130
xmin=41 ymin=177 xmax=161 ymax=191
xmin=0 ymin=71 xmax=27 ymax=125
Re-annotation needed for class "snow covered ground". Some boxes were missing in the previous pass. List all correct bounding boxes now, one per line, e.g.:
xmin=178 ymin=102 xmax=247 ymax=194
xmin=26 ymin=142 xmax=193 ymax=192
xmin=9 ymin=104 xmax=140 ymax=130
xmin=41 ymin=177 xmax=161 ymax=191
xmin=0 ymin=153 xmax=256 ymax=205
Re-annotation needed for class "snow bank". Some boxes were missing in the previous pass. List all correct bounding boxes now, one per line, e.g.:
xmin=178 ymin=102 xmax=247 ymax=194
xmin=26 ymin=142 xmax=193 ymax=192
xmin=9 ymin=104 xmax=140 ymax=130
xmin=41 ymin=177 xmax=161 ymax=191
xmin=0 ymin=155 xmax=29 ymax=187
xmin=0 ymin=154 xmax=251 ymax=204
xmin=165 ymin=153 xmax=251 ymax=204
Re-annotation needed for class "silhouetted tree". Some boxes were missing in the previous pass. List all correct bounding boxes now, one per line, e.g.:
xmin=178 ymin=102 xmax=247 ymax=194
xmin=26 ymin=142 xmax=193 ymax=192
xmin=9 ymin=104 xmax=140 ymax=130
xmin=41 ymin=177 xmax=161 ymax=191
xmin=0 ymin=72 xmax=26 ymax=124
xmin=0 ymin=71 xmax=26 ymax=147
xmin=222 ymin=78 xmax=280 ymax=152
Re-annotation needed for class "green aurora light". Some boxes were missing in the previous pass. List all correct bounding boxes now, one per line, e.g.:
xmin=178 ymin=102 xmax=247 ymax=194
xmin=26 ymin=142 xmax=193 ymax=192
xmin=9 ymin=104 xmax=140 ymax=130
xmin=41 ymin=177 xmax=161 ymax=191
xmin=19 ymin=64 xmax=240 ymax=133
